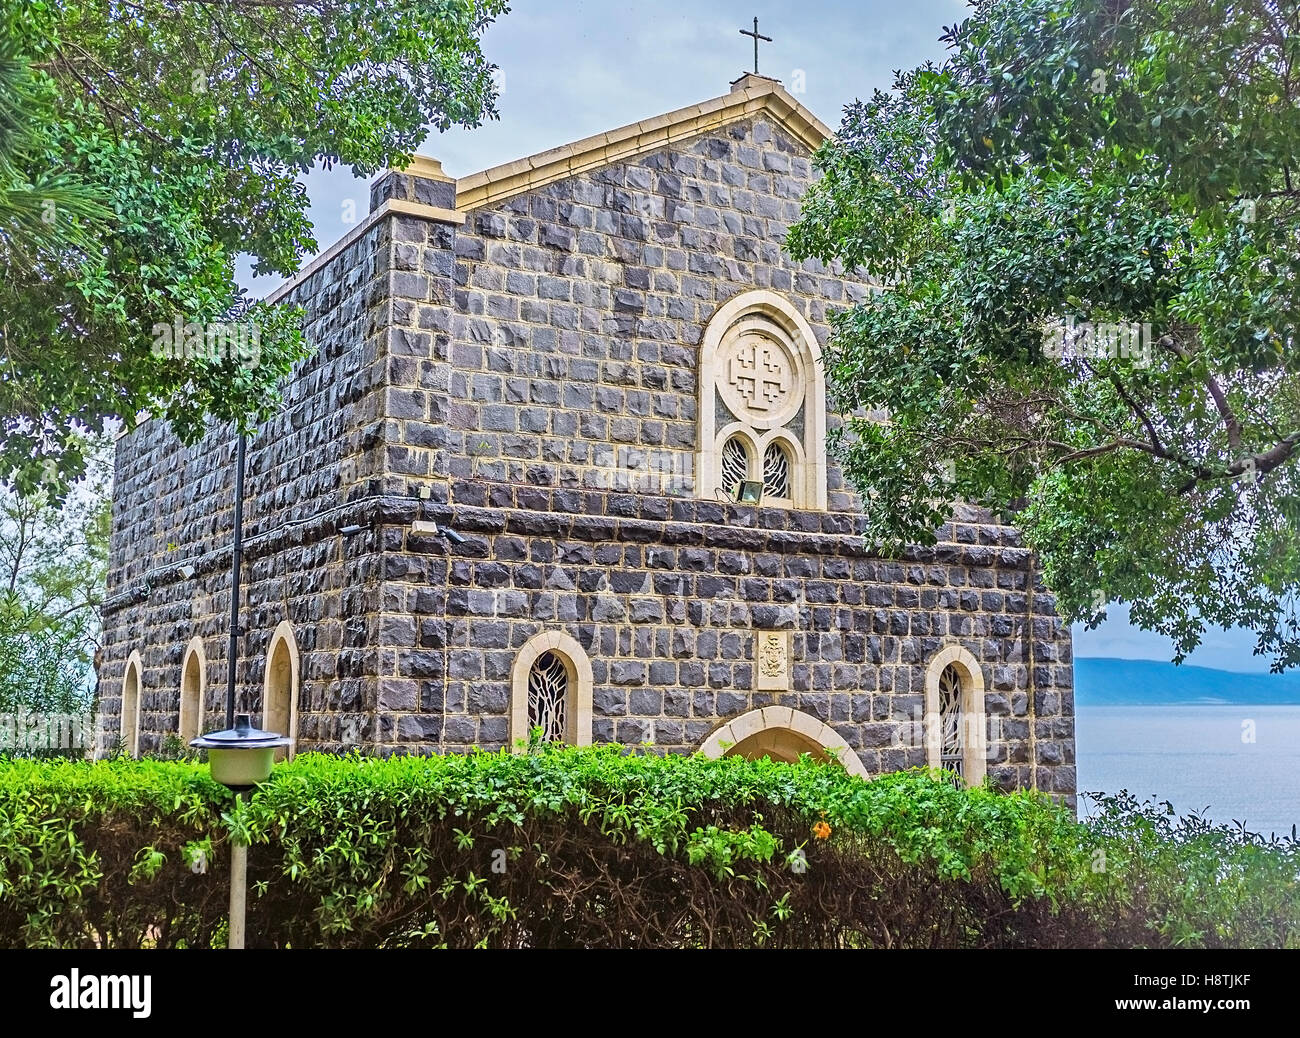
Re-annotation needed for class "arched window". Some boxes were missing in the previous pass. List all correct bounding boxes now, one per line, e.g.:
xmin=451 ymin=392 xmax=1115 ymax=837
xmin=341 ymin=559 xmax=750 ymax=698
xmin=937 ymin=664 xmax=964 ymax=782
xmin=510 ymin=631 xmax=593 ymax=751
xmin=763 ymin=441 xmax=790 ymax=500
xmin=528 ymin=652 xmax=569 ymax=741
xmin=697 ymin=290 xmax=828 ymax=509
xmin=925 ymin=646 xmax=987 ymax=785
xmin=721 ymin=435 xmax=751 ymax=498
xmin=179 ymin=637 xmax=206 ymax=745
xmin=121 ymin=651 xmax=142 ymax=758
xmin=262 ymin=620 xmax=299 ymax=761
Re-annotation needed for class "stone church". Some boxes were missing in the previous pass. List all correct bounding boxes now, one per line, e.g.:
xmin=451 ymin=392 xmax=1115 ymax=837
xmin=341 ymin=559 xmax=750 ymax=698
xmin=98 ymin=73 xmax=1077 ymax=798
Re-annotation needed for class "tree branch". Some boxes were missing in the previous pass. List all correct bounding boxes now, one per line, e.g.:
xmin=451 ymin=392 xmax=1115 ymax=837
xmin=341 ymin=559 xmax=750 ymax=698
xmin=1176 ymin=432 xmax=1300 ymax=494
xmin=1158 ymin=333 xmax=1242 ymax=449
xmin=1106 ymin=371 xmax=1166 ymax=456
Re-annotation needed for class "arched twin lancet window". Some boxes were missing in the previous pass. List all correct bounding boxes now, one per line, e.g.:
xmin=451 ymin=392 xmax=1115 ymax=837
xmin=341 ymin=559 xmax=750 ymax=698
xmin=925 ymin=646 xmax=987 ymax=786
xmin=697 ymin=290 xmax=827 ymax=509
xmin=721 ymin=435 xmax=792 ymax=502
xmin=510 ymin=631 xmax=593 ymax=750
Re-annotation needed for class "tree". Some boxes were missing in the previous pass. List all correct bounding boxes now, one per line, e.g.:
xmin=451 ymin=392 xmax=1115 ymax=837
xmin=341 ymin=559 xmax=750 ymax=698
xmin=788 ymin=0 xmax=1300 ymax=670
xmin=0 ymin=434 xmax=109 ymax=714
xmin=0 ymin=40 xmax=108 ymax=266
xmin=0 ymin=0 xmax=507 ymax=495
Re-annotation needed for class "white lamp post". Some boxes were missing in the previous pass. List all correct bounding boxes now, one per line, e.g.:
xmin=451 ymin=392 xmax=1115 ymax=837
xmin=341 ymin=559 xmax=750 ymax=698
xmin=191 ymin=714 xmax=292 ymax=949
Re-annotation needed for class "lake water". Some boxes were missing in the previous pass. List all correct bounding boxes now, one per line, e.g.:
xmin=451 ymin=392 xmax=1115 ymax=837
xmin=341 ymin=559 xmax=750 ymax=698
xmin=1075 ymin=705 xmax=1300 ymax=839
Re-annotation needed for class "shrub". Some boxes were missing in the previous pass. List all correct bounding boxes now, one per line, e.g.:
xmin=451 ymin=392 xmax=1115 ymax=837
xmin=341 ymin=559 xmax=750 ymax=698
xmin=1079 ymin=790 xmax=1300 ymax=949
xmin=0 ymin=748 xmax=1295 ymax=948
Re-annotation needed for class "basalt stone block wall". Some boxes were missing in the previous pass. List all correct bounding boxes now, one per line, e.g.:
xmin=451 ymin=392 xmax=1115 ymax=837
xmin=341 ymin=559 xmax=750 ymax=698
xmin=373 ymin=483 xmax=1076 ymax=797
xmin=97 ymin=216 xmax=399 ymax=756
xmin=98 ymin=96 xmax=1076 ymax=801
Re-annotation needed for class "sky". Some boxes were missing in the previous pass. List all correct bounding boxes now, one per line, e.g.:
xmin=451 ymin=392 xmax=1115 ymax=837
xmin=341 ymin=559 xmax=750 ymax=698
xmin=239 ymin=0 xmax=1274 ymax=675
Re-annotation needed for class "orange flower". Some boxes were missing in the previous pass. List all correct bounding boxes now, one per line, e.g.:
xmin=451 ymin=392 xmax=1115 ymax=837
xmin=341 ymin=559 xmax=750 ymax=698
xmin=812 ymin=821 xmax=832 ymax=840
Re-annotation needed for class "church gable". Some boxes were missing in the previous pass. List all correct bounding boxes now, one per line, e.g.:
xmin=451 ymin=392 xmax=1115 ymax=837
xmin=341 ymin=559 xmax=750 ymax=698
xmin=455 ymin=74 xmax=832 ymax=212
xmin=386 ymin=103 xmax=868 ymax=511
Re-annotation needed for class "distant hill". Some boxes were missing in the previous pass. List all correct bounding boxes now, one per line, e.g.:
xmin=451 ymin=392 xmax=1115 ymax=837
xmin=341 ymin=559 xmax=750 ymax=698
xmin=1075 ymin=657 xmax=1300 ymax=706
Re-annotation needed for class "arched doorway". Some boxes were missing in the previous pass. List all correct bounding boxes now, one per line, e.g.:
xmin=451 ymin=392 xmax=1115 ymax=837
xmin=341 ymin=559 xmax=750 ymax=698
xmin=728 ymin=726 xmax=832 ymax=765
xmin=698 ymin=706 xmax=869 ymax=778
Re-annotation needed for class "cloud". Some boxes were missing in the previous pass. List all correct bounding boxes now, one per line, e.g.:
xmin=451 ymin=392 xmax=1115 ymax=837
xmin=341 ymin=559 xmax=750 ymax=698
xmin=240 ymin=1 xmax=962 ymax=295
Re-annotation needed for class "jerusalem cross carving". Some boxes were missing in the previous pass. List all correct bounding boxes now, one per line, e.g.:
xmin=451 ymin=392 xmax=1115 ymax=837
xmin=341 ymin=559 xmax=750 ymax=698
xmin=728 ymin=339 xmax=791 ymax=413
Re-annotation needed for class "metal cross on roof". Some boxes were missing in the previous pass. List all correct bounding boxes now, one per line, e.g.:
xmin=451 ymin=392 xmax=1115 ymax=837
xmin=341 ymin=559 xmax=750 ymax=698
xmin=739 ymin=16 xmax=772 ymax=75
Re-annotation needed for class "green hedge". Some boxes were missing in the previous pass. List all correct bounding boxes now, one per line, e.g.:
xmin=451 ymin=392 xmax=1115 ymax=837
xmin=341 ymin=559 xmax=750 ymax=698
xmin=0 ymin=748 xmax=1296 ymax=948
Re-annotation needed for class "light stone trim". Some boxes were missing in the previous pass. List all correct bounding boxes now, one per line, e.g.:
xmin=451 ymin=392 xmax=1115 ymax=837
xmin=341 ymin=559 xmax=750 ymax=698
xmin=716 ymin=314 xmax=805 ymax=430
xmin=263 ymin=620 xmax=300 ymax=759
xmin=401 ymin=155 xmax=456 ymax=183
xmin=924 ymin=643 xmax=988 ymax=786
xmin=697 ymin=706 xmax=869 ymax=778
xmin=754 ymin=630 xmax=792 ymax=691
xmin=121 ymin=650 xmax=143 ymax=758
xmin=385 ymin=198 xmax=463 ymax=225
xmin=698 ymin=290 xmax=828 ymax=509
xmin=454 ymin=76 xmax=832 ymax=212
xmin=509 ymin=630 xmax=594 ymax=751
xmin=179 ymin=636 xmax=206 ymax=745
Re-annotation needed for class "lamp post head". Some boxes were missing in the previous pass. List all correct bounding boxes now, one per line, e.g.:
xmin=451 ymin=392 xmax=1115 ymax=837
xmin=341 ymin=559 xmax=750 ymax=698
xmin=190 ymin=713 xmax=292 ymax=791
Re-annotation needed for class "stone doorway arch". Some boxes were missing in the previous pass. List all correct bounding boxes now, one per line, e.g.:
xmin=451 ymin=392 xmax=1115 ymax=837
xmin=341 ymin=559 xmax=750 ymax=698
xmin=698 ymin=706 xmax=869 ymax=778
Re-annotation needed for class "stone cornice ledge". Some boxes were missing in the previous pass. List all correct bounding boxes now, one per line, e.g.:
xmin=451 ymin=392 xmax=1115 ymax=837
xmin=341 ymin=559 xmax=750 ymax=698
xmin=439 ymin=503 xmax=1034 ymax=572
xmin=102 ymin=494 xmax=422 ymax=612
xmin=103 ymin=491 xmax=1034 ymax=613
